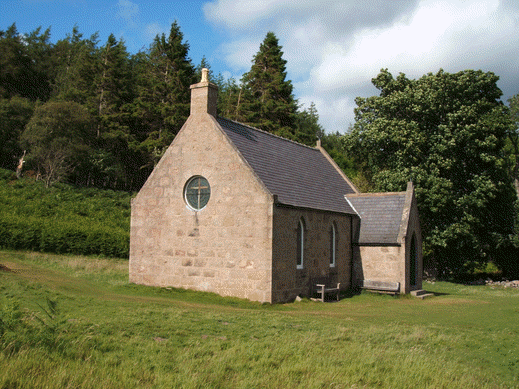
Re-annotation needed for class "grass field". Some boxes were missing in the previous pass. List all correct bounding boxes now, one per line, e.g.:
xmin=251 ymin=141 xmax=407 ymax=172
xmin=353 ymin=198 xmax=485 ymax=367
xmin=1 ymin=250 xmax=518 ymax=388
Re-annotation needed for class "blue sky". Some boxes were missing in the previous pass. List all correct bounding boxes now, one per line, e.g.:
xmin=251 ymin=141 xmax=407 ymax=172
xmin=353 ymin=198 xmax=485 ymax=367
xmin=2 ymin=0 xmax=519 ymax=133
xmin=1 ymin=0 xmax=227 ymax=72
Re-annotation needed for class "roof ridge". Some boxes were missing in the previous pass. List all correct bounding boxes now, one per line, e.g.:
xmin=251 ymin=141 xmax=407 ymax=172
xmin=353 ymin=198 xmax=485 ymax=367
xmin=348 ymin=191 xmax=406 ymax=197
xmin=217 ymin=116 xmax=319 ymax=151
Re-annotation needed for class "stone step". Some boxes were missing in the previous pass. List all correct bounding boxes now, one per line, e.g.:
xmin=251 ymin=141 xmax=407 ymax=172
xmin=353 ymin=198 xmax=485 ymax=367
xmin=415 ymin=293 xmax=434 ymax=299
xmin=410 ymin=289 xmax=434 ymax=299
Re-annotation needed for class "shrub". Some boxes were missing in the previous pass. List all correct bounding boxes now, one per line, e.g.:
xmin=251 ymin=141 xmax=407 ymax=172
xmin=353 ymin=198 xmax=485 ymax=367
xmin=0 ymin=171 xmax=131 ymax=258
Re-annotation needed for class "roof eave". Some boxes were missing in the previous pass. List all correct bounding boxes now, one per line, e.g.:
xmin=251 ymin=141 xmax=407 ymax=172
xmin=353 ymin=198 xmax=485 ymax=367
xmin=274 ymin=200 xmax=358 ymax=216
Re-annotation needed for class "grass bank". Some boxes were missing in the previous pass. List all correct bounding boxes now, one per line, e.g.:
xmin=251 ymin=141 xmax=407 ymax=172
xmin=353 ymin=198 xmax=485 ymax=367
xmin=1 ymin=250 xmax=518 ymax=388
xmin=0 ymin=169 xmax=131 ymax=257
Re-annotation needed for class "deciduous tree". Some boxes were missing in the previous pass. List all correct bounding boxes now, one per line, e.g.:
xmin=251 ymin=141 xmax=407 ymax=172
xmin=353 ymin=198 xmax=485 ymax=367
xmin=22 ymin=101 xmax=94 ymax=187
xmin=507 ymin=94 xmax=519 ymax=195
xmin=345 ymin=69 xmax=517 ymax=275
xmin=0 ymin=96 xmax=34 ymax=170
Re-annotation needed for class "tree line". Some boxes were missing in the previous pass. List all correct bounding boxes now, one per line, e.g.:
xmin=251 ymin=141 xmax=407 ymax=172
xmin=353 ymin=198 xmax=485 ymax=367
xmin=0 ymin=24 xmax=327 ymax=191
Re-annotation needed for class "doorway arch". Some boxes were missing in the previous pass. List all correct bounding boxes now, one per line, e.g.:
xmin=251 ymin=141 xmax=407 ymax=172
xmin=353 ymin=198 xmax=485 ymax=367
xmin=410 ymin=233 xmax=418 ymax=286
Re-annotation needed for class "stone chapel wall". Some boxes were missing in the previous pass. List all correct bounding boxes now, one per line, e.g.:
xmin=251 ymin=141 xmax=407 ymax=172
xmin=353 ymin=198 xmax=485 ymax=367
xmin=271 ymin=207 xmax=353 ymax=303
xmin=129 ymin=114 xmax=274 ymax=303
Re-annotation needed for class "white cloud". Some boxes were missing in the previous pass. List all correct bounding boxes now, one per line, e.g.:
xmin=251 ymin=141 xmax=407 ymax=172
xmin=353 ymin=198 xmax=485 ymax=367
xmin=218 ymin=38 xmax=261 ymax=74
xmin=144 ymin=22 xmax=167 ymax=42
xmin=116 ymin=0 xmax=139 ymax=26
xmin=298 ymin=94 xmax=358 ymax=132
xmin=203 ymin=0 xmax=519 ymax=133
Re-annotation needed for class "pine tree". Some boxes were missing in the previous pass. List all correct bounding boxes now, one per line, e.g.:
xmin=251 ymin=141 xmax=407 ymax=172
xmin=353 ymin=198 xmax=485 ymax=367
xmin=240 ymin=32 xmax=298 ymax=138
xmin=23 ymin=26 xmax=54 ymax=101
xmin=0 ymin=23 xmax=46 ymax=101
xmin=216 ymin=76 xmax=241 ymax=120
xmin=88 ymin=34 xmax=136 ymax=189
xmin=95 ymin=34 xmax=133 ymax=130
xmin=295 ymin=102 xmax=322 ymax=146
xmin=195 ymin=56 xmax=213 ymax=81
xmin=133 ymin=21 xmax=196 ymax=167
xmin=52 ymin=26 xmax=99 ymax=106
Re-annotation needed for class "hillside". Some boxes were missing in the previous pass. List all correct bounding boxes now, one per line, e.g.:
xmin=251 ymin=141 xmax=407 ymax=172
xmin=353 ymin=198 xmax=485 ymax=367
xmin=0 ymin=169 xmax=131 ymax=258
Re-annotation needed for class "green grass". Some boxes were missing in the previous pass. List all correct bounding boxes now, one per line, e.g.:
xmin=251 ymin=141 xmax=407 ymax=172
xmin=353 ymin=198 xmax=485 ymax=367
xmin=1 ymin=250 xmax=519 ymax=388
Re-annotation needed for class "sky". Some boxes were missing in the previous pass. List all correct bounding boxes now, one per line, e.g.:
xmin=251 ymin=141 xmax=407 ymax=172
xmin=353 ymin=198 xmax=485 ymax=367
xmin=2 ymin=0 xmax=519 ymax=133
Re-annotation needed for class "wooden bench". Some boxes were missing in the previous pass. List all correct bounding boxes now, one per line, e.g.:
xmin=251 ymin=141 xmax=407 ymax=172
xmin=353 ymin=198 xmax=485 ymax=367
xmin=359 ymin=280 xmax=400 ymax=295
xmin=315 ymin=282 xmax=341 ymax=302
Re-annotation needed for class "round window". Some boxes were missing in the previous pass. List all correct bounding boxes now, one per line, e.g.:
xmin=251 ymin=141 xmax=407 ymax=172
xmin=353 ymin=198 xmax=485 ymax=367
xmin=184 ymin=176 xmax=210 ymax=210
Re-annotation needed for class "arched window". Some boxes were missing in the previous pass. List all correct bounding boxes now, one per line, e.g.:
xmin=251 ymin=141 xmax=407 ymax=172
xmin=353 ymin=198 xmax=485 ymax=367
xmin=330 ymin=222 xmax=337 ymax=268
xmin=297 ymin=218 xmax=305 ymax=269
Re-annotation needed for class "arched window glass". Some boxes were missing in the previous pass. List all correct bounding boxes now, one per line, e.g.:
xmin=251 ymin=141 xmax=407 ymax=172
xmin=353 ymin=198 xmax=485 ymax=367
xmin=297 ymin=218 xmax=304 ymax=269
xmin=184 ymin=176 xmax=210 ymax=211
xmin=330 ymin=222 xmax=337 ymax=267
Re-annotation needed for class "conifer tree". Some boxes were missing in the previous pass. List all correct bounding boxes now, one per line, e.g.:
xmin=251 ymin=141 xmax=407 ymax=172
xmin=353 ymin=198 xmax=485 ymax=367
xmin=89 ymin=34 xmax=136 ymax=189
xmin=133 ymin=22 xmax=196 ymax=167
xmin=52 ymin=26 xmax=99 ymax=106
xmin=23 ymin=26 xmax=54 ymax=102
xmin=96 ymin=34 xmax=133 ymax=131
xmin=217 ymin=76 xmax=242 ymax=120
xmin=195 ymin=56 xmax=213 ymax=81
xmin=0 ymin=24 xmax=48 ymax=101
xmin=295 ymin=102 xmax=322 ymax=146
xmin=240 ymin=32 xmax=298 ymax=139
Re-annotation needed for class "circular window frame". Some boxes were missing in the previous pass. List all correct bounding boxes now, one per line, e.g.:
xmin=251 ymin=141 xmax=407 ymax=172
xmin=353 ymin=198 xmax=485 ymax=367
xmin=184 ymin=176 xmax=211 ymax=211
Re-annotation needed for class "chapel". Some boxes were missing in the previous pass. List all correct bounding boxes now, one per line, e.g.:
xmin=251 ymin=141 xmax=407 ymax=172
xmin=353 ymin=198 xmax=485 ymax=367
xmin=129 ymin=69 xmax=423 ymax=303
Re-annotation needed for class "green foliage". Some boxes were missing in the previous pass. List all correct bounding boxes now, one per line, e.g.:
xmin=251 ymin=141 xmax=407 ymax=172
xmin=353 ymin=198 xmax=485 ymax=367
xmin=1 ymin=251 xmax=519 ymax=388
xmin=89 ymin=34 xmax=138 ymax=189
xmin=132 ymin=21 xmax=196 ymax=168
xmin=22 ymin=100 xmax=95 ymax=187
xmin=0 ymin=23 xmax=51 ymax=100
xmin=320 ymin=131 xmax=363 ymax=182
xmin=0 ymin=22 xmax=198 ymax=191
xmin=1 ymin=23 xmax=332 ymax=191
xmin=216 ymin=75 xmax=242 ymax=119
xmin=52 ymin=25 xmax=99 ymax=105
xmin=239 ymin=32 xmax=299 ymax=139
xmin=345 ymin=69 xmax=517 ymax=275
xmin=0 ymin=171 xmax=130 ymax=257
xmin=0 ymin=96 xmax=34 ymax=170
xmin=294 ymin=102 xmax=321 ymax=146
xmin=507 ymin=93 xmax=519 ymax=200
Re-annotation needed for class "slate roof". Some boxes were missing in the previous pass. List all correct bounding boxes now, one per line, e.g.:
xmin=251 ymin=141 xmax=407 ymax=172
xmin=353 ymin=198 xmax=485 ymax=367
xmin=216 ymin=117 xmax=357 ymax=215
xmin=347 ymin=193 xmax=406 ymax=245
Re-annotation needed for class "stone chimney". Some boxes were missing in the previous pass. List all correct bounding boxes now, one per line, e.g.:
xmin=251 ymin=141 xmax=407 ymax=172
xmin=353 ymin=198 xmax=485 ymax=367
xmin=190 ymin=68 xmax=218 ymax=117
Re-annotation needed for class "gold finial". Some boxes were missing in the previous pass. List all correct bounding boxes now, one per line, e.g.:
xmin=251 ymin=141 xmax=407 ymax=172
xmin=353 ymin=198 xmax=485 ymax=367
xmin=201 ymin=68 xmax=209 ymax=83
